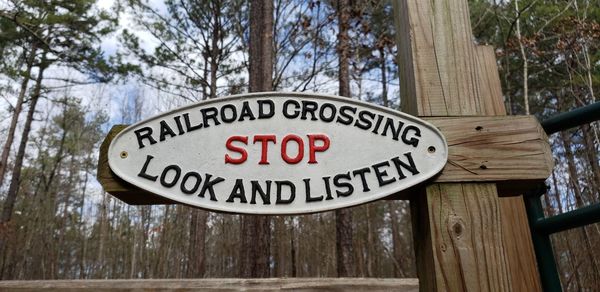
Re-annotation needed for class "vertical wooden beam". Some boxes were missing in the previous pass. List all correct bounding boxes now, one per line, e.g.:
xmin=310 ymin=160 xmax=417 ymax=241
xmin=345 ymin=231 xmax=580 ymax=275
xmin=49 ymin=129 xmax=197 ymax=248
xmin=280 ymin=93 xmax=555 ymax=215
xmin=498 ymin=197 xmax=542 ymax=291
xmin=394 ymin=0 xmax=483 ymax=116
xmin=414 ymin=184 xmax=512 ymax=291
xmin=393 ymin=1 xmax=541 ymax=291
xmin=475 ymin=45 xmax=542 ymax=291
xmin=474 ymin=46 xmax=506 ymax=116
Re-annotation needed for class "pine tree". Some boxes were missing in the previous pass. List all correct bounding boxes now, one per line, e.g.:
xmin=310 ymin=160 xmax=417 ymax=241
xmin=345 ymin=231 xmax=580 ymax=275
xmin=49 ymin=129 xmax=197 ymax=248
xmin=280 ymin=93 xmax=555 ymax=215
xmin=0 ymin=0 xmax=117 ymax=271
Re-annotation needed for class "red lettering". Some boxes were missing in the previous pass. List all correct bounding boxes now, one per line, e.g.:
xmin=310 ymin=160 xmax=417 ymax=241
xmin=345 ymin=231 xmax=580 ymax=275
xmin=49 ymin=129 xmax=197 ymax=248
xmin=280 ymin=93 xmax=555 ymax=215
xmin=226 ymin=133 xmax=331 ymax=165
xmin=253 ymin=134 xmax=276 ymax=164
xmin=225 ymin=135 xmax=248 ymax=164
xmin=281 ymin=134 xmax=304 ymax=164
xmin=307 ymin=134 xmax=330 ymax=164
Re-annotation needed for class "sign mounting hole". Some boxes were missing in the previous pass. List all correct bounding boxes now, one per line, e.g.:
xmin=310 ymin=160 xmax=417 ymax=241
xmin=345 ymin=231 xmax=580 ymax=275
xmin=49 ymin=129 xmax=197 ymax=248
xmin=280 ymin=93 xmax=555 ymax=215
xmin=120 ymin=151 xmax=128 ymax=159
xmin=428 ymin=146 xmax=436 ymax=153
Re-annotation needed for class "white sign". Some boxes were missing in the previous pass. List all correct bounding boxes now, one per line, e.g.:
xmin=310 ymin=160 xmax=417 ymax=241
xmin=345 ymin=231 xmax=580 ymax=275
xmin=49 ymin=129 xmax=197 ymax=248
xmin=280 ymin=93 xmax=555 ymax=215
xmin=108 ymin=92 xmax=447 ymax=214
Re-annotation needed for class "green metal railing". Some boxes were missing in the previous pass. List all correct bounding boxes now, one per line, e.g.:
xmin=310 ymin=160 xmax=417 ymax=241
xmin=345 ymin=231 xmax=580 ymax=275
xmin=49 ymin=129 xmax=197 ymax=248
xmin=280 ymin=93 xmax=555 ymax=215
xmin=524 ymin=101 xmax=600 ymax=292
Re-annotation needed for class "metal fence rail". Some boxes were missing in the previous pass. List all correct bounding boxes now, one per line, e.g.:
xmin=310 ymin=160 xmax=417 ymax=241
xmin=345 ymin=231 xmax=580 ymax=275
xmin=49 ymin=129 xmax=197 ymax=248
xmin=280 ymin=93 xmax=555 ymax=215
xmin=525 ymin=101 xmax=600 ymax=292
xmin=540 ymin=101 xmax=600 ymax=135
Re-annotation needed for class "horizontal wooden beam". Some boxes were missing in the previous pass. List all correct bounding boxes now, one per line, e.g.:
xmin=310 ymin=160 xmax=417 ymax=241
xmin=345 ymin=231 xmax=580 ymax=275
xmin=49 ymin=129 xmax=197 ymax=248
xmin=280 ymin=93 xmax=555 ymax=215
xmin=0 ymin=278 xmax=419 ymax=291
xmin=428 ymin=115 xmax=553 ymax=183
xmin=97 ymin=115 xmax=553 ymax=204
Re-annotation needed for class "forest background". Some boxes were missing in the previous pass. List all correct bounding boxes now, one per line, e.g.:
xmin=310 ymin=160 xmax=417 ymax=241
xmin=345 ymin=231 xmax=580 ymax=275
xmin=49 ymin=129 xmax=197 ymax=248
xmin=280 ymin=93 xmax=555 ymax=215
xmin=0 ymin=0 xmax=598 ymax=291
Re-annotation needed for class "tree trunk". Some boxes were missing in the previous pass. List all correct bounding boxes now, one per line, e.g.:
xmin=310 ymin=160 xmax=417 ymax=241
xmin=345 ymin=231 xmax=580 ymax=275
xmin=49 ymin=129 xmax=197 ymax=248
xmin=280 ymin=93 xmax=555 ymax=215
xmin=514 ymin=0 xmax=529 ymax=115
xmin=365 ymin=205 xmax=374 ymax=277
xmin=560 ymin=131 xmax=600 ymax=288
xmin=155 ymin=205 xmax=170 ymax=277
xmin=239 ymin=0 xmax=273 ymax=278
xmin=55 ymin=153 xmax=75 ymax=278
xmin=209 ymin=1 xmax=221 ymax=99
xmin=187 ymin=209 xmax=198 ymax=277
xmin=187 ymin=209 xmax=207 ymax=277
xmin=581 ymin=124 xmax=600 ymax=201
xmin=335 ymin=0 xmax=355 ymax=278
xmin=140 ymin=206 xmax=151 ymax=278
xmin=96 ymin=194 xmax=108 ymax=278
xmin=379 ymin=47 xmax=389 ymax=108
xmin=1 ymin=50 xmax=47 ymax=225
xmin=275 ymin=217 xmax=286 ymax=277
xmin=560 ymin=131 xmax=585 ymax=206
xmin=0 ymin=52 xmax=48 ymax=273
xmin=389 ymin=202 xmax=407 ymax=277
xmin=290 ymin=222 xmax=296 ymax=277
xmin=78 ymin=153 xmax=92 ymax=279
xmin=130 ymin=210 xmax=137 ymax=279
xmin=0 ymin=45 xmax=37 ymax=188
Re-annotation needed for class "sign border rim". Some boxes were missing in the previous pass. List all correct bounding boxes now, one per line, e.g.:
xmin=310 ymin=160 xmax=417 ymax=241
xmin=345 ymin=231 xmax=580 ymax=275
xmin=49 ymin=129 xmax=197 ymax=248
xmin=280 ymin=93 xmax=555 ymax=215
xmin=107 ymin=91 xmax=448 ymax=214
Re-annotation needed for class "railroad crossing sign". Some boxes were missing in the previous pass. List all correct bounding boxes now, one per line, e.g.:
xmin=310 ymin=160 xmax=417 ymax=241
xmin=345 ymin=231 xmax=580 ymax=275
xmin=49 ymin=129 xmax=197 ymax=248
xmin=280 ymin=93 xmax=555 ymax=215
xmin=104 ymin=92 xmax=448 ymax=214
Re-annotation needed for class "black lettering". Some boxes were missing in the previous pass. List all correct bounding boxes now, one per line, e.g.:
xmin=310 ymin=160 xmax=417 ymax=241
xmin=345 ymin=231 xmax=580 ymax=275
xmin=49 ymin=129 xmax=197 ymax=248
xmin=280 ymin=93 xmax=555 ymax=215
xmin=276 ymin=180 xmax=296 ymax=204
xmin=251 ymin=180 xmax=271 ymax=204
xmin=160 ymin=165 xmax=181 ymax=188
xmin=183 ymin=113 xmax=202 ymax=132
xmin=199 ymin=173 xmax=224 ymax=201
xmin=391 ymin=152 xmax=420 ymax=179
xmin=201 ymin=107 xmax=221 ymax=127
xmin=173 ymin=115 xmax=185 ymax=135
xmin=159 ymin=120 xmax=177 ymax=141
xmin=301 ymin=100 xmax=318 ymax=121
xmin=371 ymin=114 xmax=384 ymax=134
xmin=134 ymin=127 xmax=157 ymax=149
xmin=318 ymin=103 xmax=336 ymax=122
xmin=304 ymin=178 xmax=323 ymax=202
xmin=137 ymin=155 xmax=158 ymax=181
xmin=283 ymin=100 xmax=300 ymax=119
xmin=334 ymin=172 xmax=354 ymax=197
xmin=402 ymin=125 xmax=421 ymax=147
xmin=226 ymin=179 xmax=247 ymax=203
xmin=258 ymin=100 xmax=275 ymax=119
xmin=181 ymin=171 xmax=202 ymax=194
xmin=323 ymin=176 xmax=333 ymax=200
xmin=336 ymin=106 xmax=356 ymax=125
xmin=220 ymin=104 xmax=237 ymax=123
xmin=238 ymin=101 xmax=256 ymax=121
xmin=354 ymin=110 xmax=375 ymax=130
xmin=382 ymin=118 xmax=404 ymax=141
xmin=352 ymin=167 xmax=371 ymax=192
xmin=373 ymin=161 xmax=396 ymax=187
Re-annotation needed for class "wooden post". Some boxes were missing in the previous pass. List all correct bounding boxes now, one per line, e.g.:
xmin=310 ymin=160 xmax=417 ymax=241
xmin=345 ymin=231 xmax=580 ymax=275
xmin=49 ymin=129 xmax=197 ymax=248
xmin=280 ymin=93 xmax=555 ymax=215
xmin=393 ymin=1 xmax=542 ymax=291
xmin=476 ymin=45 xmax=542 ymax=292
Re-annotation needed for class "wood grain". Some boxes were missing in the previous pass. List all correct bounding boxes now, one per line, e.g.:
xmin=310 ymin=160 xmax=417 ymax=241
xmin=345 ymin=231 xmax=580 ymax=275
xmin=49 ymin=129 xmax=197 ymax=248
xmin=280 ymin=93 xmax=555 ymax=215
xmin=475 ymin=46 xmax=506 ymax=116
xmin=426 ymin=184 xmax=511 ymax=291
xmin=499 ymin=197 xmax=542 ymax=291
xmin=0 ymin=278 xmax=419 ymax=292
xmin=428 ymin=116 xmax=553 ymax=183
xmin=475 ymin=44 xmax=542 ymax=292
xmin=393 ymin=0 xmax=545 ymax=291
xmin=394 ymin=0 xmax=482 ymax=116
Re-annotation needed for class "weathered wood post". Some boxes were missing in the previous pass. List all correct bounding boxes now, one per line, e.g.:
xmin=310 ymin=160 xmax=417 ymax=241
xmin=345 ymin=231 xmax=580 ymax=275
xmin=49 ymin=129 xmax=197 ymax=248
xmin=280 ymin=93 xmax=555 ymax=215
xmin=393 ymin=1 xmax=542 ymax=291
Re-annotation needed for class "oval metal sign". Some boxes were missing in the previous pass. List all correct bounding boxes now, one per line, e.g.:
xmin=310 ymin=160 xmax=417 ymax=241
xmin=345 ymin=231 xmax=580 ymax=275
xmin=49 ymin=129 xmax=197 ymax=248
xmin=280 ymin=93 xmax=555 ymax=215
xmin=108 ymin=92 xmax=447 ymax=214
